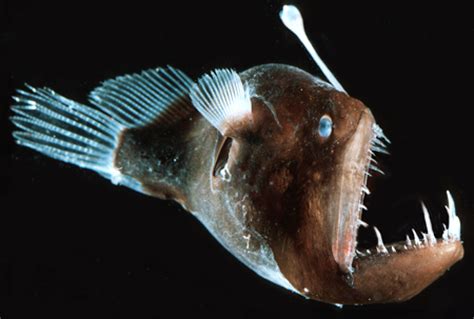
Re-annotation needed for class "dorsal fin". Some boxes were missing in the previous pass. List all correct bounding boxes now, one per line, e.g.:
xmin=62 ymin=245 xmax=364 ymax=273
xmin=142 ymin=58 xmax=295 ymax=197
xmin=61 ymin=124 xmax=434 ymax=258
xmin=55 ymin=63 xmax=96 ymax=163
xmin=190 ymin=69 xmax=252 ymax=136
xmin=88 ymin=66 xmax=195 ymax=128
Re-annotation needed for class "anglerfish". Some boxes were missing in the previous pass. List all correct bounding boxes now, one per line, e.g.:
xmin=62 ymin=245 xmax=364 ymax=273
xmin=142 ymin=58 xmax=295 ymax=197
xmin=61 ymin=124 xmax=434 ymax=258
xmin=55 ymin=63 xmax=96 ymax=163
xmin=10 ymin=5 xmax=463 ymax=305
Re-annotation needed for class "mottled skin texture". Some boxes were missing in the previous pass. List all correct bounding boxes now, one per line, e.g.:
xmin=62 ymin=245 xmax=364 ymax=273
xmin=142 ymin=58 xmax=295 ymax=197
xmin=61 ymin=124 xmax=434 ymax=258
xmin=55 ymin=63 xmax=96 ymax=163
xmin=114 ymin=64 xmax=463 ymax=304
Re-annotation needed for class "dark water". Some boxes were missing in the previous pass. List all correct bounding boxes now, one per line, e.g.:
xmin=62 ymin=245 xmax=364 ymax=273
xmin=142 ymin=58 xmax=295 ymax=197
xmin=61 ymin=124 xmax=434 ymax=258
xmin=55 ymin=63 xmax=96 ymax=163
xmin=1 ymin=1 xmax=473 ymax=318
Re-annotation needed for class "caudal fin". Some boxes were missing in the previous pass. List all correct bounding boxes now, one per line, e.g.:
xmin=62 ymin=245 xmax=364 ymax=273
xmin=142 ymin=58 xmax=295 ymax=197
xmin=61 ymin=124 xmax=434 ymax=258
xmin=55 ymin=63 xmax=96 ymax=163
xmin=11 ymin=85 xmax=124 ymax=177
xmin=10 ymin=66 xmax=195 ymax=193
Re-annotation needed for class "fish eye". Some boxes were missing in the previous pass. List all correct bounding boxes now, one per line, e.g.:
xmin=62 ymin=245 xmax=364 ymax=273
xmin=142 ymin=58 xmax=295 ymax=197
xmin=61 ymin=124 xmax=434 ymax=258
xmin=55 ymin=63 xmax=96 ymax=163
xmin=318 ymin=115 xmax=333 ymax=138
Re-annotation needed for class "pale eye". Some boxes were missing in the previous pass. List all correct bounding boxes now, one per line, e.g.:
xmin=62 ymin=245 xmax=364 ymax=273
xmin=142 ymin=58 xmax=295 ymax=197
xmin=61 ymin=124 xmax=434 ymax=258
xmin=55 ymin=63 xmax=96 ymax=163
xmin=318 ymin=115 xmax=333 ymax=138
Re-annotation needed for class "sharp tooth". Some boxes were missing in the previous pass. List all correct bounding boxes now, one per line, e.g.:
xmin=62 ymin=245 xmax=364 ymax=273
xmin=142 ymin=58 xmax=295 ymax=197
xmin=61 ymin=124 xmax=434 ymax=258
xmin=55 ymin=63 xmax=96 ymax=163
xmin=421 ymin=202 xmax=437 ymax=246
xmin=372 ymin=138 xmax=386 ymax=148
xmin=403 ymin=245 xmax=408 ymax=250
xmin=358 ymin=219 xmax=369 ymax=227
xmin=405 ymin=234 xmax=412 ymax=247
xmin=356 ymin=249 xmax=364 ymax=256
xmin=362 ymin=186 xmax=371 ymax=195
xmin=390 ymin=246 xmax=396 ymax=253
xmin=412 ymin=229 xmax=421 ymax=246
xmin=372 ymin=123 xmax=391 ymax=144
xmin=366 ymin=249 xmax=371 ymax=255
xmin=442 ymin=223 xmax=449 ymax=241
xmin=445 ymin=190 xmax=461 ymax=240
xmin=370 ymin=145 xmax=390 ymax=155
xmin=369 ymin=164 xmax=385 ymax=175
xmin=359 ymin=204 xmax=368 ymax=211
xmin=422 ymin=233 xmax=429 ymax=244
xmin=374 ymin=227 xmax=388 ymax=254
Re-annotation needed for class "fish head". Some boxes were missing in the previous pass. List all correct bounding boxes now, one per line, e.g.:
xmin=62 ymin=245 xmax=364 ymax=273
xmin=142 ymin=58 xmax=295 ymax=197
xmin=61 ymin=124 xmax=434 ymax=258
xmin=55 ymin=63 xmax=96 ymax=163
xmin=210 ymin=64 xmax=463 ymax=304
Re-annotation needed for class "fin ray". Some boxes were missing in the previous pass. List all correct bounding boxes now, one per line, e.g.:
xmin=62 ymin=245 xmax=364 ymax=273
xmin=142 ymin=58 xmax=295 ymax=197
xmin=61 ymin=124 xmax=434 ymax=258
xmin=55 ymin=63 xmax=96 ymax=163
xmin=11 ymin=115 xmax=109 ymax=153
xmin=13 ymin=130 xmax=102 ymax=157
xmin=88 ymin=66 xmax=195 ymax=127
xmin=11 ymin=87 xmax=121 ymax=175
xmin=13 ymin=130 xmax=108 ymax=168
xmin=13 ymin=89 xmax=119 ymax=142
xmin=190 ymin=69 xmax=252 ymax=135
xmin=11 ymin=65 xmax=196 ymax=193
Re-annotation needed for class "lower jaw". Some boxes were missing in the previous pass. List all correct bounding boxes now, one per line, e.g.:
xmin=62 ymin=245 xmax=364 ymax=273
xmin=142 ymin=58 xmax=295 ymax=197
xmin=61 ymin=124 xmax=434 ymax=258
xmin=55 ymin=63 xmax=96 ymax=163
xmin=321 ymin=196 xmax=464 ymax=304
xmin=272 ymin=213 xmax=463 ymax=305
xmin=292 ymin=239 xmax=463 ymax=305
xmin=339 ymin=240 xmax=463 ymax=304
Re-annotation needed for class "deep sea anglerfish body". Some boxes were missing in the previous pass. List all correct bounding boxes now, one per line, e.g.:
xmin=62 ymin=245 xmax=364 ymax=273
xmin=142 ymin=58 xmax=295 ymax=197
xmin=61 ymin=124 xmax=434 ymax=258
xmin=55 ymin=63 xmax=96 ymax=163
xmin=10 ymin=5 xmax=463 ymax=305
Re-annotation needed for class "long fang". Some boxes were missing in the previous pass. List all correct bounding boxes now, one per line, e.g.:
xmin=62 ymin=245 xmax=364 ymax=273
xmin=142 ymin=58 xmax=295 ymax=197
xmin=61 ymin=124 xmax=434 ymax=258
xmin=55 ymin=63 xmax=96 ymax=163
xmin=412 ymin=229 xmax=421 ymax=246
xmin=445 ymin=190 xmax=461 ymax=240
xmin=421 ymin=202 xmax=437 ymax=246
xmin=406 ymin=234 xmax=412 ymax=247
xmin=374 ymin=227 xmax=388 ymax=254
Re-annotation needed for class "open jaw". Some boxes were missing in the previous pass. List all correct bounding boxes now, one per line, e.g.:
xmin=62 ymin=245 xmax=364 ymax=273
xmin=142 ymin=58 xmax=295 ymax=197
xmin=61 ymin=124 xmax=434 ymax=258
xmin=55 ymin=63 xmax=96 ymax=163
xmin=278 ymin=4 xmax=463 ymax=304
xmin=329 ymin=112 xmax=464 ymax=304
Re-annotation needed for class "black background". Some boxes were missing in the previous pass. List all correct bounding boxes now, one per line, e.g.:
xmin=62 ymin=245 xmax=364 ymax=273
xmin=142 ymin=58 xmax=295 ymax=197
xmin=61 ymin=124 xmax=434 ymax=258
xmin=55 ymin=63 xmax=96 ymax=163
xmin=1 ymin=0 xmax=473 ymax=318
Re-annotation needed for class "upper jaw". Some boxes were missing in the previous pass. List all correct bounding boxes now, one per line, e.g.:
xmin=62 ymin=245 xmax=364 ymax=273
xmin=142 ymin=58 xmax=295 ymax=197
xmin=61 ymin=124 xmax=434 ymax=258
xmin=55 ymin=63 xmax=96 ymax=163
xmin=328 ymin=109 xmax=376 ymax=273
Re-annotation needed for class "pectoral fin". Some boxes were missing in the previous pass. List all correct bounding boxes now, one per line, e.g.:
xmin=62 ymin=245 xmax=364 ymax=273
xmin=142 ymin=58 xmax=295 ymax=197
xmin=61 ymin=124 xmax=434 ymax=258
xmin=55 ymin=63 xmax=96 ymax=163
xmin=190 ymin=69 xmax=253 ymax=137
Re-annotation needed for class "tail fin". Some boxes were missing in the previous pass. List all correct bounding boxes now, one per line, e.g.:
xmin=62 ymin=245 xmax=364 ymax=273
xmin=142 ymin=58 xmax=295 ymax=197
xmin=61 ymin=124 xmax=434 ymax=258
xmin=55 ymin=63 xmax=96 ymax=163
xmin=11 ymin=85 xmax=124 ymax=177
xmin=10 ymin=66 xmax=195 ymax=193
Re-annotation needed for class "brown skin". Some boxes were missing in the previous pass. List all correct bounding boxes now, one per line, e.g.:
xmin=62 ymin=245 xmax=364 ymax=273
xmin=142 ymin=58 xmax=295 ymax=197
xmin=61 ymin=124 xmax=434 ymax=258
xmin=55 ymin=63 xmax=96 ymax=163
xmin=115 ymin=64 xmax=464 ymax=304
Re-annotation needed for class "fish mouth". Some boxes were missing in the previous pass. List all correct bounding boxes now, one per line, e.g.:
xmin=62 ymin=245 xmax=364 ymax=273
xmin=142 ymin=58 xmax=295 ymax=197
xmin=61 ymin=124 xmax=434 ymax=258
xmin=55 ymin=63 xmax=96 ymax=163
xmin=328 ymin=110 xmax=464 ymax=303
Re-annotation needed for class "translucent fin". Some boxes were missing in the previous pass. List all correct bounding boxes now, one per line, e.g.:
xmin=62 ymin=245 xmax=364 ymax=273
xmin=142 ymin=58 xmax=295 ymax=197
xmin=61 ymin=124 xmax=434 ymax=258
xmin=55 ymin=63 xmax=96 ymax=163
xmin=11 ymin=66 xmax=196 ymax=193
xmin=190 ymin=69 xmax=252 ymax=136
xmin=11 ymin=86 xmax=123 ymax=178
xmin=88 ymin=66 xmax=195 ymax=128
